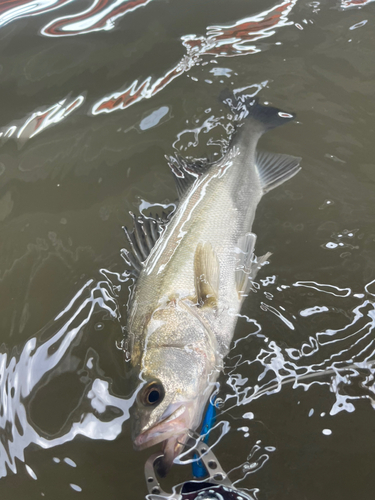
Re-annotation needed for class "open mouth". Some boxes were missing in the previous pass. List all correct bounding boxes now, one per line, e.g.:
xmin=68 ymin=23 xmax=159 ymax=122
xmin=133 ymin=404 xmax=188 ymax=451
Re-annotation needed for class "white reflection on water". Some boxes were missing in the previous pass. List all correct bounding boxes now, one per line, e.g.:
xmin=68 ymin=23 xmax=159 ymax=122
xmin=41 ymin=0 xmax=153 ymax=37
xmin=0 ymin=0 xmax=153 ymax=35
xmin=0 ymin=0 xmax=74 ymax=30
xmin=223 ymin=278 xmax=375 ymax=418
xmin=1 ymin=0 xmax=372 ymax=147
xmin=92 ymin=0 xmax=297 ymax=115
xmin=0 ymin=95 xmax=85 ymax=144
xmin=201 ymin=278 xmax=375 ymax=489
xmin=1 ymin=229 xmax=375 ymax=486
xmin=231 ymin=441 xmax=275 ymax=486
xmin=0 ymin=275 xmax=133 ymax=478
xmin=341 ymin=0 xmax=375 ymax=8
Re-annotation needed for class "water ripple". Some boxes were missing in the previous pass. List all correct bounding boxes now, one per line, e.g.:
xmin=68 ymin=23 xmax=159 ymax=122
xmin=222 ymin=277 xmax=375 ymax=421
xmin=42 ymin=0 xmax=153 ymax=37
xmin=0 ymin=94 xmax=84 ymax=143
xmin=341 ymin=0 xmax=375 ymax=9
xmin=0 ymin=0 xmax=72 ymax=30
xmin=0 ymin=276 xmax=133 ymax=478
xmin=92 ymin=0 xmax=298 ymax=114
xmin=0 ymin=0 xmax=152 ymax=35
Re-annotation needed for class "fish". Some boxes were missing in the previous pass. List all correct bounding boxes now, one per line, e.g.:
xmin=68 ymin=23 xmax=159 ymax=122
xmin=123 ymin=93 xmax=301 ymax=474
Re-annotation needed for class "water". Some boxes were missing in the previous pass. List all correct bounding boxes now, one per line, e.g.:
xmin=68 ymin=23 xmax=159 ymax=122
xmin=0 ymin=0 xmax=375 ymax=498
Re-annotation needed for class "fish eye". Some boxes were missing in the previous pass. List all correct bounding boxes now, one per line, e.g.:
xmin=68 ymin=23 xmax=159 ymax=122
xmin=142 ymin=381 xmax=164 ymax=406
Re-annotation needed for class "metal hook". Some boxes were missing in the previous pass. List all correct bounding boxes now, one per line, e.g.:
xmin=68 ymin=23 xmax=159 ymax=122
xmin=144 ymin=434 xmax=233 ymax=499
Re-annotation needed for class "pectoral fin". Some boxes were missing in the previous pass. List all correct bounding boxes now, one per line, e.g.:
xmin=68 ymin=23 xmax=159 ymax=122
xmin=194 ymin=243 xmax=220 ymax=308
xmin=235 ymin=233 xmax=271 ymax=297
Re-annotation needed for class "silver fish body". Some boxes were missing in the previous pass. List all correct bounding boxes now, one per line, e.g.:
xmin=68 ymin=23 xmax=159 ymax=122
xmin=125 ymin=96 xmax=301 ymax=472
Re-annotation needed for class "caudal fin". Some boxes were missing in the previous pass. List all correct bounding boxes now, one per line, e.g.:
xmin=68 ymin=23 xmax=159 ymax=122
xmin=221 ymin=91 xmax=301 ymax=191
xmin=221 ymin=90 xmax=295 ymax=132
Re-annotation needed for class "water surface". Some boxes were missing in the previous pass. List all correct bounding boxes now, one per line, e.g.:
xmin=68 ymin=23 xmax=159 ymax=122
xmin=0 ymin=0 xmax=375 ymax=498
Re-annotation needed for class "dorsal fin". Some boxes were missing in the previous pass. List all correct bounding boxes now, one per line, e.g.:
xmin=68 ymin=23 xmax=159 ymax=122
xmin=166 ymin=154 xmax=210 ymax=199
xmin=256 ymin=151 xmax=301 ymax=193
xmin=122 ymin=212 xmax=169 ymax=277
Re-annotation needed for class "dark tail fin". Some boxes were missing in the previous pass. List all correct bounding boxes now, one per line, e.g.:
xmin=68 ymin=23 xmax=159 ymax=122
xmin=221 ymin=90 xmax=301 ymax=190
xmin=221 ymin=90 xmax=295 ymax=133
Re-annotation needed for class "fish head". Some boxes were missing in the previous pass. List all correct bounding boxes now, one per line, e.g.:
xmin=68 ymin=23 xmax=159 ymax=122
xmin=130 ymin=303 xmax=219 ymax=473
xmin=130 ymin=301 xmax=220 ymax=473
xmin=131 ymin=345 xmax=217 ymax=473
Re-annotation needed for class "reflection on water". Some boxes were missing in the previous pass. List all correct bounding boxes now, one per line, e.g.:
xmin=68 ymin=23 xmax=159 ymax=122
xmin=1 ymin=95 xmax=84 ymax=143
xmin=2 ymin=259 xmax=375 ymax=486
xmin=341 ymin=0 xmax=375 ymax=8
xmin=0 ymin=274 xmax=133 ymax=478
xmin=0 ymin=1 xmax=72 ymax=29
xmin=189 ymin=0 xmax=297 ymax=57
xmin=0 ymin=0 xmax=152 ymax=35
xmin=42 ymin=0 xmax=154 ymax=37
xmin=225 ymin=279 xmax=375 ymax=414
xmin=92 ymin=0 xmax=297 ymax=115
xmin=193 ymin=276 xmax=375 ymax=491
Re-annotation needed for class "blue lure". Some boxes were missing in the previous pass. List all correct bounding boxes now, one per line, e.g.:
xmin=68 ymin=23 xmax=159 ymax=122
xmin=191 ymin=397 xmax=217 ymax=478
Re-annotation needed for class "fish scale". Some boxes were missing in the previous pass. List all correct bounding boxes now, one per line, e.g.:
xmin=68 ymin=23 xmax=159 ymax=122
xmin=125 ymin=95 xmax=301 ymax=474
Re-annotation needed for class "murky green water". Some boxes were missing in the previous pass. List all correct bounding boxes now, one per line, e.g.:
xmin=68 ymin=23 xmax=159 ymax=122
xmin=1 ymin=0 xmax=375 ymax=499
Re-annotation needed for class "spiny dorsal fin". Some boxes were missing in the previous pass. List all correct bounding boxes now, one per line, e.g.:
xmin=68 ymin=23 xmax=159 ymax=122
xmin=256 ymin=151 xmax=301 ymax=193
xmin=166 ymin=154 xmax=210 ymax=199
xmin=122 ymin=212 xmax=169 ymax=277
xmin=194 ymin=242 xmax=220 ymax=308
xmin=235 ymin=232 xmax=271 ymax=297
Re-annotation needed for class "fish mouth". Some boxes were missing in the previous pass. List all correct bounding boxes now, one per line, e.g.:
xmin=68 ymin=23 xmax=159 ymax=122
xmin=158 ymin=432 xmax=188 ymax=476
xmin=133 ymin=404 xmax=189 ymax=451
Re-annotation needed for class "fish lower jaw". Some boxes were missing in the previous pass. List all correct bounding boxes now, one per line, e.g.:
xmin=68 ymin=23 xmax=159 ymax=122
xmin=133 ymin=404 xmax=190 ymax=451
xmin=133 ymin=426 xmax=186 ymax=451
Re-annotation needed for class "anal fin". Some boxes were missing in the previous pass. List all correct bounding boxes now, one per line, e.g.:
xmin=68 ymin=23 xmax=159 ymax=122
xmin=235 ymin=233 xmax=271 ymax=297
xmin=194 ymin=243 xmax=220 ymax=308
